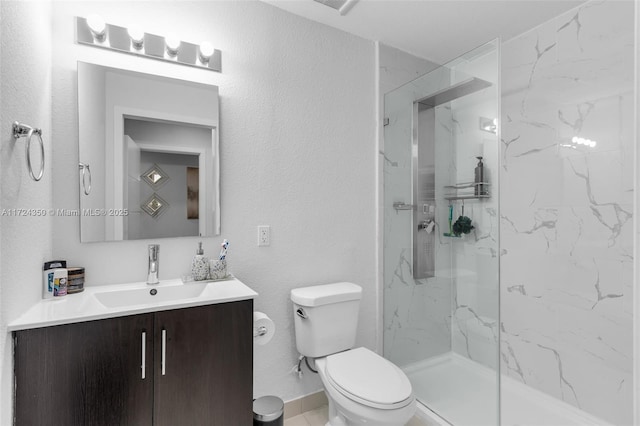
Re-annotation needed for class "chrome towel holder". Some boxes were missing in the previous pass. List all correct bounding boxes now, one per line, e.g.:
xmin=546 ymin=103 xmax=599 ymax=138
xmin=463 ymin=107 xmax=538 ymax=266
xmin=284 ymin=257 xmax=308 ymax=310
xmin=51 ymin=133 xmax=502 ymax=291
xmin=78 ymin=163 xmax=92 ymax=195
xmin=12 ymin=121 xmax=44 ymax=181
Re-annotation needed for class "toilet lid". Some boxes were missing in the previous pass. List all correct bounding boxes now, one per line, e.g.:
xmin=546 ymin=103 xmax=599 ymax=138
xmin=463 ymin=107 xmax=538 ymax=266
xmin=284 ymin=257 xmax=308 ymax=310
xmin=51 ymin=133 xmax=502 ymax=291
xmin=325 ymin=347 xmax=413 ymax=409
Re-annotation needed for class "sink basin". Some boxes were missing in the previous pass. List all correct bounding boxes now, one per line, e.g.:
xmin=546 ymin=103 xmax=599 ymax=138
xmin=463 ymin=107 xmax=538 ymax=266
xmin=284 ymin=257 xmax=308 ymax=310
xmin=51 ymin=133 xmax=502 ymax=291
xmin=94 ymin=281 xmax=208 ymax=308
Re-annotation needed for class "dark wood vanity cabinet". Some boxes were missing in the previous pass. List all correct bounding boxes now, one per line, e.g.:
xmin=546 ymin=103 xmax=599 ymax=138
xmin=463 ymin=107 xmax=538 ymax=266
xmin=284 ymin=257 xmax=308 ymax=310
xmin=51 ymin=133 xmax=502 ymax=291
xmin=14 ymin=313 xmax=155 ymax=426
xmin=14 ymin=300 xmax=253 ymax=426
xmin=154 ymin=302 xmax=253 ymax=426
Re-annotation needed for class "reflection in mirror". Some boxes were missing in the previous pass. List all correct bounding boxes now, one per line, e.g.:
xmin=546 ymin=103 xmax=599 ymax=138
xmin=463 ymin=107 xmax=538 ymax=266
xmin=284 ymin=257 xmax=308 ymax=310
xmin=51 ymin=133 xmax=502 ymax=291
xmin=77 ymin=62 xmax=220 ymax=242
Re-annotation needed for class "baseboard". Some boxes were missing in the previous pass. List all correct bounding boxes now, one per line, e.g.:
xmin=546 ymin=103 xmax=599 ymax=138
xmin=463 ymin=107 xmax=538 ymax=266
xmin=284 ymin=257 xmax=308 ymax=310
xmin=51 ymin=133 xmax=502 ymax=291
xmin=283 ymin=390 xmax=328 ymax=419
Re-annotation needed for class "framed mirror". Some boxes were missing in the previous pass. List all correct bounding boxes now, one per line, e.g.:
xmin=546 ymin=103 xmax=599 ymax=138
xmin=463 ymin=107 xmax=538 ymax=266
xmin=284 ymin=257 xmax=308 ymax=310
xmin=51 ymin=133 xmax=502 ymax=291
xmin=77 ymin=62 xmax=220 ymax=242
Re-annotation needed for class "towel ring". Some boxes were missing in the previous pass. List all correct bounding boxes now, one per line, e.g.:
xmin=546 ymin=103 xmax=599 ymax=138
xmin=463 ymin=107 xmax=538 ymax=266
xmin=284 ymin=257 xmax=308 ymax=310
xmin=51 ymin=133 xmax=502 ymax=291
xmin=12 ymin=122 xmax=44 ymax=181
xmin=79 ymin=163 xmax=92 ymax=195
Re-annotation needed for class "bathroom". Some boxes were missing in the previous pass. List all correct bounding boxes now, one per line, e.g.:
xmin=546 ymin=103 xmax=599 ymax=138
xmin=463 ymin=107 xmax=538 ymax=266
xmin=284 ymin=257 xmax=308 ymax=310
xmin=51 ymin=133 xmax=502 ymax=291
xmin=0 ymin=0 xmax=637 ymax=425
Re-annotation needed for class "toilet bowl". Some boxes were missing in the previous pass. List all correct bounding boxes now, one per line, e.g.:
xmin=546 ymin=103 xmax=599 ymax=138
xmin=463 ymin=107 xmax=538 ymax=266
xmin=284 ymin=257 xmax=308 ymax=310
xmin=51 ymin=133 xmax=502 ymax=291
xmin=316 ymin=347 xmax=416 ymax=426
xmin=290 ymin=282 xmax=416 ymax=426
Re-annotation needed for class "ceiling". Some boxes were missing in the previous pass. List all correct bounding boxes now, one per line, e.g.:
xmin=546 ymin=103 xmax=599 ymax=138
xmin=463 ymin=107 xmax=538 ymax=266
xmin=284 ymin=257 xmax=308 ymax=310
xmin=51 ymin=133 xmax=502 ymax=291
xmin=261 ymin=0 xmax=586 ymax=64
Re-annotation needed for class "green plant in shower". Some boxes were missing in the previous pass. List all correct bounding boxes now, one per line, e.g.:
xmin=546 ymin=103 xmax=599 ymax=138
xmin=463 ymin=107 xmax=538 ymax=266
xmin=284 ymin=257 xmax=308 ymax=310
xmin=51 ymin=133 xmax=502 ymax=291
xmin=452 ymin=215 xmax=474 ymax=236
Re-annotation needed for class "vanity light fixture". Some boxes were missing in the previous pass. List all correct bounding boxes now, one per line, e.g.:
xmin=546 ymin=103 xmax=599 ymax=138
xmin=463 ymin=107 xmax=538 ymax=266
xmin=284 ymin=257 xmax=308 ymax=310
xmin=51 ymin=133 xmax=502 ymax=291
xmin=86 ymin=14 xmax=106 ymax=41
xmin=75 ymin=16 xmax=222 ymax=72
xmin=198 ymin=41 xmax=215 ymax=64
xmin=165 ymin=33 xmax=181 ymax=57
xmin=128 ymin=25 xmax=144 ymax=50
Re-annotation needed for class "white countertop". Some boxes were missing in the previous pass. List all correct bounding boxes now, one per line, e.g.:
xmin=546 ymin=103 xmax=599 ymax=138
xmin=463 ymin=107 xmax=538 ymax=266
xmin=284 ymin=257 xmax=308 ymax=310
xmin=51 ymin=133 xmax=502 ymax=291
xmin=8 ymin=276 xmax=258 ymax=331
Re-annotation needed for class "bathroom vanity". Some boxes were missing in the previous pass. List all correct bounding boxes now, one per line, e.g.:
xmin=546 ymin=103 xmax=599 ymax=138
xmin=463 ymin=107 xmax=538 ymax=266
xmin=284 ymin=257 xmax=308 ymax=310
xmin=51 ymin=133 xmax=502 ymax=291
xmin=10 ymin=277 xmax=256 ymax=426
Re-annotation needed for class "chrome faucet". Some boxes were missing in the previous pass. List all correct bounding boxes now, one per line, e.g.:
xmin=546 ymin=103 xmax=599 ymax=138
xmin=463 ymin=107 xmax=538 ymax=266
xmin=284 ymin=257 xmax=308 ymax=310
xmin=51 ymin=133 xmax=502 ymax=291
xmin=147 ymin=244 xmax=160 ymax=284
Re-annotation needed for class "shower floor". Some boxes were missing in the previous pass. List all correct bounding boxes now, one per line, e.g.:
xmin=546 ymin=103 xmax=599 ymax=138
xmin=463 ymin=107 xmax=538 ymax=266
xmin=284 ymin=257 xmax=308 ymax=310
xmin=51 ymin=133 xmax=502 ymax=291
xmin=403 ymin=353 xmax=611 ymax=426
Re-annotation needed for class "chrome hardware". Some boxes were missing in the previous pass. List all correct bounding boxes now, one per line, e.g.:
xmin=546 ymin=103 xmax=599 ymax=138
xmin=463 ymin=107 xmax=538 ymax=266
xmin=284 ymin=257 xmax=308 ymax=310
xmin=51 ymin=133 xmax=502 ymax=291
xmin=444 ymin=181 xmax=491 ymax=200
xmin=393 ymin=202 xmax=415 ymax=211
xmin=79 ymin=163 xmax=92 ymax=195
xmin=75 ymin=17 xmax=222 ymax=73
xmin=254 ymin=326 xmax=268 ymax=337
xmin=161 ymin=329 xmax=167 ymax=375
xmin=12 ymin=121 xmax=44 ymax=181
xmin=141 ymin=331 xmax=146 ymax=379
xmin=147 ymin=244 xmax=160 ymax=285
xmin=418 ymin=219 xmax=435 ymax=234
xmin=296 ymin=308 xmax=308 ymax=319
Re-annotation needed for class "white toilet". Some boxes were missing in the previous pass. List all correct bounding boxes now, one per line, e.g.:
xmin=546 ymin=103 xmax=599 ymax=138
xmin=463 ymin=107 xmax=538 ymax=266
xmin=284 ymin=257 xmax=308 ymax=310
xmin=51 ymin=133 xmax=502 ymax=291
xmin=291 ymin=282 xmax=416 ymax=426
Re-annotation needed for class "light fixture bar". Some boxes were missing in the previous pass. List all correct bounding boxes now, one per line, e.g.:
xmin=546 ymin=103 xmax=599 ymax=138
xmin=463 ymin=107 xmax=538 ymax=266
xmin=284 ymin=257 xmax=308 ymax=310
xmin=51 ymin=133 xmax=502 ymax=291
xmin=75 ymin=16 xmax=221 ymax=73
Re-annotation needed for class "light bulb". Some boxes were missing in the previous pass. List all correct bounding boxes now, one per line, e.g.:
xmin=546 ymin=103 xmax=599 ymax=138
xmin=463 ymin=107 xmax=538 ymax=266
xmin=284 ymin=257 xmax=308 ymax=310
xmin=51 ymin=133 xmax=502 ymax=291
xmin=128 ymin=25 xmax=144 ymax=50
xmin=87 ymin=14 xmax=106 ymax=41
xmin=199 ymin=41 xmax=215 ymax=63
xmin=165 ymin=33 xmax=180 ymax=57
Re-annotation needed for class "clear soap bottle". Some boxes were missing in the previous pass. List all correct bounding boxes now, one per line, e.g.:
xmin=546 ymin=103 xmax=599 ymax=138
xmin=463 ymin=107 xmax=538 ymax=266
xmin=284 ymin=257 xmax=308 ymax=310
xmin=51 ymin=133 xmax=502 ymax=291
xmin=474 ymin=156 xmax=485 ymax=196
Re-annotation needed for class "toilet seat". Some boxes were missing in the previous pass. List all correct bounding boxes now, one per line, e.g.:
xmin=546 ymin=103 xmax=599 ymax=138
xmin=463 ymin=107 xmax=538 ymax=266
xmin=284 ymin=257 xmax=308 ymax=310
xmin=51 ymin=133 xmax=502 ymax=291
xmin=324 ymin=347 xmax=413 ymax=410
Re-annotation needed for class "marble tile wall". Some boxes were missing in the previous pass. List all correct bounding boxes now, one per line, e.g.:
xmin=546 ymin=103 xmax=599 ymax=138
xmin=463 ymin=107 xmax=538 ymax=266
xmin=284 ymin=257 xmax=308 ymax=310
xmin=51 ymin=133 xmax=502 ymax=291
xmin=382 ymin=62 xmax=455 ymax=367
xmin=500 ymin=1 xmax=634 ymax=424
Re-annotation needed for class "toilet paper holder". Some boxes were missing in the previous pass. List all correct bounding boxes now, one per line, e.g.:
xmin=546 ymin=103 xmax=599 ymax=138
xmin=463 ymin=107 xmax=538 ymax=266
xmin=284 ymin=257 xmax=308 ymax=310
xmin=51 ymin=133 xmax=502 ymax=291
xmin=253 ymin=311 xmax=275 ymax=345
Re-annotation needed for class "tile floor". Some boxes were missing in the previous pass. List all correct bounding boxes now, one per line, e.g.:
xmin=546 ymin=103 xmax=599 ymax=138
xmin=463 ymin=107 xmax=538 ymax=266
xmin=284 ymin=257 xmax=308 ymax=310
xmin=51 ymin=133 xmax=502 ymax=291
xmin=284 ymin=405 xmax=329 ymax=426
xmin=284 ymin=405 xmax=428 ymax=426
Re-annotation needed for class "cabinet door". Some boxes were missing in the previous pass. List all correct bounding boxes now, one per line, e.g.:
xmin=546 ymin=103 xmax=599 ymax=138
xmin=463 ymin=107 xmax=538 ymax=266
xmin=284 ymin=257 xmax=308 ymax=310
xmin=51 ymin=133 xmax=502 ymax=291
xmin=14 ymin=314 xmax=154 ymax=426
xmin=154 ymin=300 xmax=253 ymax=426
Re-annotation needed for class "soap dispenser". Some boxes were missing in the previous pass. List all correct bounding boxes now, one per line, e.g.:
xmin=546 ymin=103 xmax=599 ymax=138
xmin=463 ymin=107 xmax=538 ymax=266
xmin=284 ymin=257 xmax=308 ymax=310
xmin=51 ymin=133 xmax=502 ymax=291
xmin=191 ymin=242 xmax=209 ymax=281
xmin=474 ymin=156 xmax=485 ymax=196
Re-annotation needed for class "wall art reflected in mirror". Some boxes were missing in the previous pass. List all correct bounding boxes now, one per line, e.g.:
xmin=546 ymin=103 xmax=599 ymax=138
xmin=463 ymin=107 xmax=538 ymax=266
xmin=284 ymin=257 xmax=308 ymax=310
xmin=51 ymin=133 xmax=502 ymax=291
xmin=77 ymin=62 xmax=220 ymax=242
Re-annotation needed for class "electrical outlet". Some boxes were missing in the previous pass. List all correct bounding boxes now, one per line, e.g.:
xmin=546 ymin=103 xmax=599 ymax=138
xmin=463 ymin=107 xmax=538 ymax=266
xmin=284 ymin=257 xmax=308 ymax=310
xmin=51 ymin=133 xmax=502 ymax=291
xmin=257 ymin=225 xmax=270 ymax=246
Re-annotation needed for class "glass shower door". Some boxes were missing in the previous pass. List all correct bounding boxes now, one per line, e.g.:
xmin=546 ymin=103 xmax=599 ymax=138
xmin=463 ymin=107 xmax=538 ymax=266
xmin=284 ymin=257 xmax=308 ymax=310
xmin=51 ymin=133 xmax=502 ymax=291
xmin=383 ymin=40 xmax=500 ymax=425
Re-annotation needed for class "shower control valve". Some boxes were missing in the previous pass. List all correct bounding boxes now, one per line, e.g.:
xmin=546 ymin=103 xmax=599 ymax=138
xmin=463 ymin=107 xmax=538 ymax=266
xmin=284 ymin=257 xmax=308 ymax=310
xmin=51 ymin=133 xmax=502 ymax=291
xmin=418 ymin=219 xmax=435 ymax=234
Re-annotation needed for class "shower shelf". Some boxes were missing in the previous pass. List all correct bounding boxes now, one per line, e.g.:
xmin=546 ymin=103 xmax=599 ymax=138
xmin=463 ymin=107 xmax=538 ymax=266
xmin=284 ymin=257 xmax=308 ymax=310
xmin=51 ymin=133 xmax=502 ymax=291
xmin=444 ymin=182 xmax=490 ymax=201
xmin=444 ymin=182 xmax=489 ymax=189
xmin=444 ymin=194 xmax=490 ymax=201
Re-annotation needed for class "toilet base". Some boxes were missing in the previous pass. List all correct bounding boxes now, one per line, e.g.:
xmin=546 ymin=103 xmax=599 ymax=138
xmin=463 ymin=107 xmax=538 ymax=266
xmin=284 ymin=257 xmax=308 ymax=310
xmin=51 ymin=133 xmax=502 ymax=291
xmin=316 ymin=356 xmax=416 ymax=426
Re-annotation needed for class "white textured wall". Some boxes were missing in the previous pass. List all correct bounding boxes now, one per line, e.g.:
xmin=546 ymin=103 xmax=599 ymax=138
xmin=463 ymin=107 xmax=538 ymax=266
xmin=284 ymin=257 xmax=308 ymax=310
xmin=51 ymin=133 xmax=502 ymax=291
xmin=50 ymin=0 xmax=375 ymax=404
xmin=0 ymin=1 xmax=52 ymax=423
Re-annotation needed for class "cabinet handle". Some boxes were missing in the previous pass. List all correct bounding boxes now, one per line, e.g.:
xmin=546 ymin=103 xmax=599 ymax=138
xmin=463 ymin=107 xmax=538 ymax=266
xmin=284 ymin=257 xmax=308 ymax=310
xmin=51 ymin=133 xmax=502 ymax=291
xmin=161 ymin=329 xmax=167 ymax=376
xmin=141 ymin=331 xmax=146 ymax=380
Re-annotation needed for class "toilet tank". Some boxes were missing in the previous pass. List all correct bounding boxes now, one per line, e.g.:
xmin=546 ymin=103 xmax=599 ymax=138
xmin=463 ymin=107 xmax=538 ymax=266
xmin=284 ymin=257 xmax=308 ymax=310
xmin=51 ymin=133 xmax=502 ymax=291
xmin=291 ymin=282 xmax=362 ymax=358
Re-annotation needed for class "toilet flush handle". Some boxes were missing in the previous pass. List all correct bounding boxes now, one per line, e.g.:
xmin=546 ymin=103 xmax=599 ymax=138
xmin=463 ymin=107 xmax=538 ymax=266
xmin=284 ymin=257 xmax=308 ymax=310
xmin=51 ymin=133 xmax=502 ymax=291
xmin=296 ymin=308 xmax=308 ymax=319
